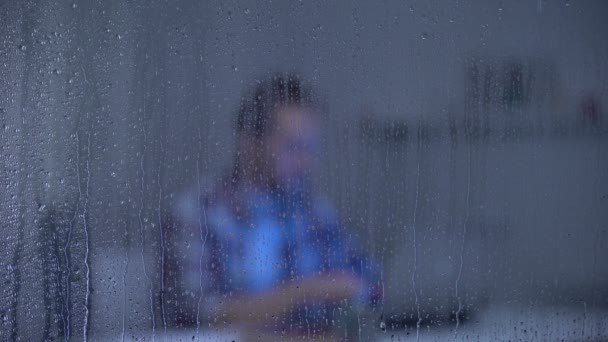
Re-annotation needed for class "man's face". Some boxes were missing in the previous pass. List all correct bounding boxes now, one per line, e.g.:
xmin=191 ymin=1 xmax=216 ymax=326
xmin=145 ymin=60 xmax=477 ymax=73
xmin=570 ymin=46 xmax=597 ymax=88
xmin=268 ymin=106 xmax=321 ymax=193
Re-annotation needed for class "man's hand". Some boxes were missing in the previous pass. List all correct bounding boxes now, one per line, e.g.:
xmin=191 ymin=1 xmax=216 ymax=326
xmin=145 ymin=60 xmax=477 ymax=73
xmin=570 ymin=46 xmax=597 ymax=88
xmin=217 ymin=272 xmax=364 ymax=324
xmin=295 ymin=273 xmax=364 ymax=302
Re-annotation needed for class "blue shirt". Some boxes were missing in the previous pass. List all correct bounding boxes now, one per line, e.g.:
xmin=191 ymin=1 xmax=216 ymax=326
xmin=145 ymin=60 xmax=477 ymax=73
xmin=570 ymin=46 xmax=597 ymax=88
xmin=174 ymin=184 xmax=381 ymax=330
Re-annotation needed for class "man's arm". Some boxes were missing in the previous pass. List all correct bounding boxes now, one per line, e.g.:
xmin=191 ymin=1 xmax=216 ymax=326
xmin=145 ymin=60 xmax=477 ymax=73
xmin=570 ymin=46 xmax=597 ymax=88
xmin=216 ymin=273 xmax=363 ymax=324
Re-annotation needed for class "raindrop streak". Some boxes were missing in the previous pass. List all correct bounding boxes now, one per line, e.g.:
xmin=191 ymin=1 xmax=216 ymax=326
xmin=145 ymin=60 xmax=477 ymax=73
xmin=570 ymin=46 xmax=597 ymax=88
xmin=82 ymin=122 xmax=92 ymax=342
xmin=357 ymin=259 xmax=363 ymax=342
xmin=582 ymin=300 xmax=587 ymax=339
xmin=195 ymin=128 xmax=209 ymax=340
xmin=121 ymin=220 xmax=128 ymax=342
xmin=411 ymin=140 xmax=422 ymax=342
xmin=138 ymin=126 xmax=156 ymax=340
xmin=157 ymin=139 xmax=167 ymax=337
xmin=380 ymin=256 xmax=385 ymax=330
xmin=63 ymin=130 xmax=81 ymax=342
xmin=52 ymin=234 xmax=67 ymax=340
xmin=306 ymin=306 xmax=311 ymax=340
xmin=454 ymin=142 xmax=472 ymax=334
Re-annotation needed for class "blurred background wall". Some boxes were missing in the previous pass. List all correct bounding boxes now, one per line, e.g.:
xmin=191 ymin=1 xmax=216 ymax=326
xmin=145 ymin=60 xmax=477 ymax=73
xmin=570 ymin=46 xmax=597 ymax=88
xmin=1 ymin=0 xmax=606 ymax=339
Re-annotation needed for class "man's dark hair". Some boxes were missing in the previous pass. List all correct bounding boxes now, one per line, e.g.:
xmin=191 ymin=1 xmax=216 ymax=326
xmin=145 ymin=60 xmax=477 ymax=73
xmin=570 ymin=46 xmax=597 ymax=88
xmin=236 ymin=72 xmax=320 ymax=139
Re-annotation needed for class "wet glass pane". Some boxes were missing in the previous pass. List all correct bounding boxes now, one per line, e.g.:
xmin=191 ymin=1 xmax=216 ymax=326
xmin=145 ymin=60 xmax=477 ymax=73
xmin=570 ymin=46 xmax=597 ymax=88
xmin=1 ymin=1 xmax=607 ymax=340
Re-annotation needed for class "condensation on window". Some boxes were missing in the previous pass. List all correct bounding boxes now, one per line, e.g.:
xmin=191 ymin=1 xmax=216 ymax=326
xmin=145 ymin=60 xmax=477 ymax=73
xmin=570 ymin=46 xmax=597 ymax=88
xmin=1 ymin=1 xmax=607 ymax=340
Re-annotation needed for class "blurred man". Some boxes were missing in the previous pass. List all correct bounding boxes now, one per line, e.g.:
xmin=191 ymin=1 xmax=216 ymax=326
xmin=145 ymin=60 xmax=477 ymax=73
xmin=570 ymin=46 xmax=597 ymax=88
xmin=169 ymin=73 xmax=381 ymax=338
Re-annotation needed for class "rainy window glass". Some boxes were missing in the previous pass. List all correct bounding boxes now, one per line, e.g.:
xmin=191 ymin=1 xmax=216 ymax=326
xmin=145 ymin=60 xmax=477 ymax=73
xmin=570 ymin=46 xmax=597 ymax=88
xmin=2 ymin=1 xmax=607 ymax=340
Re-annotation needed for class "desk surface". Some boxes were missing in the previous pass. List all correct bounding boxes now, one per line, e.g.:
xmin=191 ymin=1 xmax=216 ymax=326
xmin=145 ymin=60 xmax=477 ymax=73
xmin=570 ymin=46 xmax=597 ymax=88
xmin=106 ymin=304 xmax=607 ymax=341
